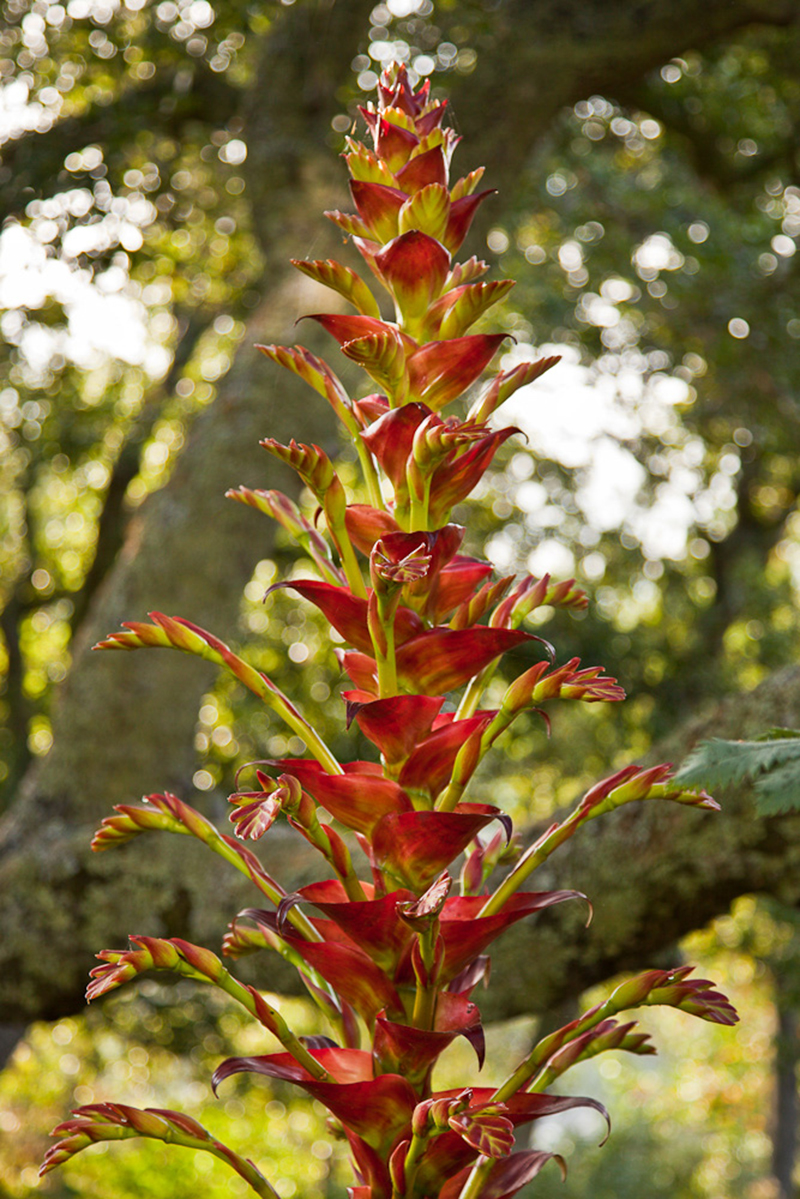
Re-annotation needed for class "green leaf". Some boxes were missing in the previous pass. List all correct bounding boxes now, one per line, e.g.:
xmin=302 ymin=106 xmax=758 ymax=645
xmin=752 ymin=757 xmax=800 ymax=815
xmin=675 ymin=732 xmax=800 ymax=814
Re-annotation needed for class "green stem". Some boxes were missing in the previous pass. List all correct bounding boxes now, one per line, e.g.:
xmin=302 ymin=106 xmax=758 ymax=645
xmin=455 ymin=1157 xmax=493 ymax=1199
xmin=526 ymin=1062 xmax=560 ymax=1092
xmin=356 ymin=438 xmax=384 ymax=511
xmin=258 ymin=927 xmax=344 ymax=1020
xmin=302 ymin=814 xmax=368 ymax=902
xmin=268 ymin=697 xmax=343 ymax=776
xmin=436 ymin=715 xmax=507 ymax=812
xmin=341 ymin=868 xmax=369 ymax=903
xmin=213 ymin=971 xmax=330 ymax=1080
xmin=407 ymin=467 xmax=431 ymax=532
xmin=454 ymin=662 xmax=495 ymax=721
xmin=205 ymin=1147 xmax=281 ymax=1199
xmin=454 ymin=591 xmax=539 ymax=722
xmin=491 ymin=1000 xmax=612 ymax=1103
xmin=411 ymin=976 xmax=438 ymax=1030
xmin=340 ymin=535 xmax=368 ymax=599
xmin=322 ymin=478 xmax=367 ymax=600
xmin=435 ymin=777 xmax=467 ymax=813
xmin=478 ymin=817 xmax=577 ymax=918
xmin=411 ymin=927 xmax=439 ymax=1030
xmin=399 ymin=1132 xmax=429 ymax=1199
xmin=301 ymin=543 xmax=345 ymax=588
xmin=376 ymin=623 xmax=398 ymax=696
xmin=369 ymin=589 xmax=401 ymax=698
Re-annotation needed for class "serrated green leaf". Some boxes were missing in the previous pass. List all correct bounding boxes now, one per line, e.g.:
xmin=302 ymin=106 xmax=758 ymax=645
xmin=753 ymin=757 xmax=800 ymax=814
xmin=675 ymin=735 xmax=800 ymax=812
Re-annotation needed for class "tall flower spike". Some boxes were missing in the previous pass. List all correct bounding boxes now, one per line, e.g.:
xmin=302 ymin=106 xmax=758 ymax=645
xmin=43 ymin=58 xmax=737 ymax=1199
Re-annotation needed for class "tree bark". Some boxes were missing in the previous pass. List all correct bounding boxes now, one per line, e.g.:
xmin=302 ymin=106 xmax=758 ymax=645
xmin=5 ymin=655 xmax=800 ymax=1030
xmin=772 ymin=978 xmax=800 ymax=1199
xmin=3 ymin=0 xmax=800 ymax=1037
xmin=0 ymin=0 xmax=372 ymax=1028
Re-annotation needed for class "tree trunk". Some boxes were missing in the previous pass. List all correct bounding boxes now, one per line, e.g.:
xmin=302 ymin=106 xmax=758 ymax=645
xmin=0 ymin=0 xmax=371 ymax=1028
xmin=773 ymin=977 xmax=800 ymax=1198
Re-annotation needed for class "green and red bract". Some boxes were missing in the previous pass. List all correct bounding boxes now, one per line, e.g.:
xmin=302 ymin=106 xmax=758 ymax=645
xmin=42 ymin=60 xmax=738 ymax=1199
xmin=407 ymin=1091 xmax=608 ymax=1199
xmin=438 ymin=1150 xmax=566 ymax=1199
xmin=369 ymin=806 xmax=511 ymax=891
xmin=212 ymin=1048 xmax=418 ymax=1155
xmin=254 ymin=758 xmax=412 ymax=835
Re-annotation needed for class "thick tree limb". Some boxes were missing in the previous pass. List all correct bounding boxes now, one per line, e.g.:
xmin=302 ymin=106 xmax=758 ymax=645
xmin=3 ymin=654 xmax=800 ymax=1029
xmin=444 ymin=0 xmax=800 ymax=195
xmin=0 ymin=62 xmax=239 ymax=216
xmin=480 ymin=663 xmax=800 ymax=1022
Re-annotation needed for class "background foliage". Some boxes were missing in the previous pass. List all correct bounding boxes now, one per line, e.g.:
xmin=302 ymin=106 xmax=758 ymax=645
xmin=2 ymin=0 xmax=800 ymax=1196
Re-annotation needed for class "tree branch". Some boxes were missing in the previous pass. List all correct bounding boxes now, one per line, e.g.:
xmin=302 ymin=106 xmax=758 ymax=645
xmin=440 ymin=0 xmax=800 ymax=206
xmin=0 ymin=61 xmax=239 ymax=215
xmin=67 ymin=307 xmax=214 ymax=635
xmin=2 ymin=652 xmax=800 ymax=1036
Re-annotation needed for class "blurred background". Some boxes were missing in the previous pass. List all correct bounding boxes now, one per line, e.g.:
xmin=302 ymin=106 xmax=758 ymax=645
xmin=2 ymin=0 xmax=800 ymax=1195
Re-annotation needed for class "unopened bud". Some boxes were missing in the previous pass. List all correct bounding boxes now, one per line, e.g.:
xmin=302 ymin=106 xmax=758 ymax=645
xmin=607 ymin=970 xmax=663 ymax=1012
xmin=412 ymin=1100 xmax=434 ymax=1137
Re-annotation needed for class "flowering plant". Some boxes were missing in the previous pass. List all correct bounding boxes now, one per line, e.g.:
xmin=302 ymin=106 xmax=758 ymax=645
xmin=41 ymin=63 xmax=736 ymax=1199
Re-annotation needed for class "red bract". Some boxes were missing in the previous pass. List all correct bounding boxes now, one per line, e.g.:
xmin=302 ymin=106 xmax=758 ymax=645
xmin=375 ymin=117 xmax=420 ymax=172
xmin=440 ymin=1151 xmax=567 ymax=1199
xmin=343 ymin=693 xmax=446 ymax=763
xmin=373 ymin=231 xmax=451 ymax=321
xmin=437 ymin=892 xmax=586 ymax=981
xmin=406 ymin=334 xmax=508 ymax=409
xmin=213 ymin=1049 xmax=417 ymax=1155
xmin=346 ymin=504 xmax=402 ymax=554
xmin=370 ymin=804 xmax=510 ymax=890
xmin=343 ymin=180 xmax=406 ymax=241
xmin=263 ymin=759 xmax=413 ymax=835
xmin=395 ymin=626 xmax=532 ymax=694
xmin=374 ymin=992 xmax=485 ymax=1081
xmin=296 ymin=881 xmax=415 ymax=970
xmin=360 ymin=403 xmax=434 ymax=485
xmin=337 ymin=624 xmax=533 ymax=697
xmin=412 ymin=1091 xmax=608 ymax=1196
xmin=268 ymin=579 xmax=423 ymax=653
xmin=308 ymin=311 xmax=416 ymax=355
xmin=443 ymin=189 xmax=495 ymax=252
xmin=396 ymin=144 xmax=449 ymax=191
xmin=426 ymin=556 xmax=495 ymax=622
xmin=256 ymin=920 xmax=405 ymax=1023
xmin=398 ymin=711 xmax=497 ymax=798
xmin=289 ymin=881 xmax=583 ymax=991
xmin=361 ymin=401 xmax=520 ymax=525
xmin=428 ymin=425 xmax=520 ymax=524
xmin=47 ymin=58 xmax=739 ymax=1199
